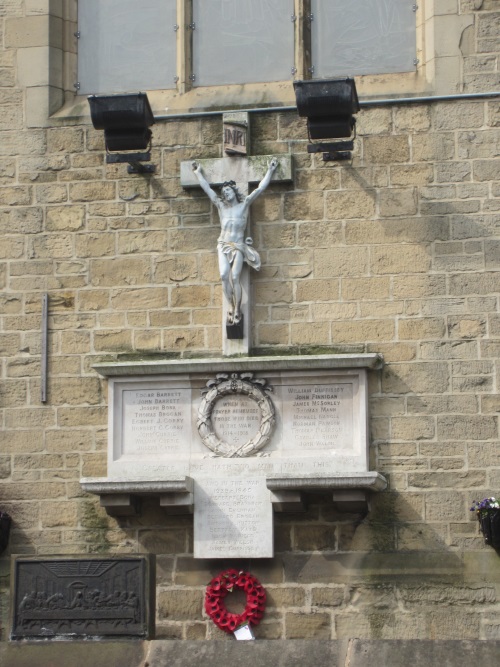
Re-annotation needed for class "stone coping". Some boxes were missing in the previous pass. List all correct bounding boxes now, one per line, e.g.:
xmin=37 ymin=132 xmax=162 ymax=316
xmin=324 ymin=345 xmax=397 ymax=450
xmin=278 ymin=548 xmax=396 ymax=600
xmin=80 ymin=477 xmax=194 ymax=495
xmin=266 ymin=472 xmax=387 ymax=492
xmin=81 ymin=473 xmax=386 ymax=497
xmin=3 ymin=640 xmax=500 ymax=667
xmin=92 ymin=353 xmax=384 ymax=377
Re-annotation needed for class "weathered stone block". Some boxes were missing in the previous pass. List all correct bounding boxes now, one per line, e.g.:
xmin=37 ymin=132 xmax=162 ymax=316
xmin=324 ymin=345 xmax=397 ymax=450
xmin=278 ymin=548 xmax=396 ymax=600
xmin=325 ymin=190 xmax=376 ymax=220
xmin=285 ymin=612 xmax=331 ymax=639
xmin=371 ymin=245 xmax=431 ymax=274
xmin=364 ymin=135 xmax=410 ymax=164
xmin=90 ymin=258 xmax=152 ymax=287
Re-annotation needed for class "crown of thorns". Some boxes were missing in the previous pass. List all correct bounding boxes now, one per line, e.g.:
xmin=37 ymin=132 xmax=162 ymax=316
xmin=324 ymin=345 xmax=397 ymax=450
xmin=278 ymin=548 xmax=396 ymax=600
xmin=222 ymin=181 xmax=237 ymax=188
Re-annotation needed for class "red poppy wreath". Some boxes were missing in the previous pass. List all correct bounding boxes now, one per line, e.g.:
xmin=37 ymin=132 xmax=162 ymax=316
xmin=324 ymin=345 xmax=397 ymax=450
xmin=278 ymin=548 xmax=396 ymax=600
xmin=205 ymin=569 xmax=266 ymax=633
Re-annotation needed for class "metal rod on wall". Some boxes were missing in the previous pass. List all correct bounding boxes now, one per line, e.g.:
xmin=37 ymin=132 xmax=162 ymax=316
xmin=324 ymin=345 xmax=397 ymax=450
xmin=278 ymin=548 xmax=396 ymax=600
xmin=41 ymin=294 xmax=48 ymax=403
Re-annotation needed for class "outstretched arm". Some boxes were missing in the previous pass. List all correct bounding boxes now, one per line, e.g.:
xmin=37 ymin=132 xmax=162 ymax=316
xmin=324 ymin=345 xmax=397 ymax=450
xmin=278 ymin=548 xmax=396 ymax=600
xmin=192 ymin=162 xmax=219 ymax=206
xmin=245 ymin=158 xmax=278 ymax=206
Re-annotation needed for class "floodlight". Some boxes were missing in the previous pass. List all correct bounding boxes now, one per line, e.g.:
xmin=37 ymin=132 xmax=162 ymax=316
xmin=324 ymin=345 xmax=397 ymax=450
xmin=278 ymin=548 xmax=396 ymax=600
xmin=293 ymin=78 xmax=360 ymax=161
xmin=88 ymin=93 xmax=156 ymax=174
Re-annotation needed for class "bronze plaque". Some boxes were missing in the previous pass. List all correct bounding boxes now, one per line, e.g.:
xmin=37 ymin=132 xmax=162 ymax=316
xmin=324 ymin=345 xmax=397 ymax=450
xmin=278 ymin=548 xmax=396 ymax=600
xmin=11 ymin=555 xmax=153 ymax=639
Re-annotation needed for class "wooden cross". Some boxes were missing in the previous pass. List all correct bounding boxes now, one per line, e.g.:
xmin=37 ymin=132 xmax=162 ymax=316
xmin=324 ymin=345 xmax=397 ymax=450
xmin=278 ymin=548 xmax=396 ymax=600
xmin=180 ymin=112 xmax=292 ymax=356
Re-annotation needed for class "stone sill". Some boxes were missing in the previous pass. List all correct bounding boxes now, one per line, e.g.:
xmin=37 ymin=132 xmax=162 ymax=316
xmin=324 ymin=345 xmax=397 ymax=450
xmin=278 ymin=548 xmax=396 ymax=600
xmin=81 ymin=472 xmax=387 ymax=516
xmin=92 ymin=353 xmax=384 ymax=378
xmin=267 ymin=472 xmax=387 ymax=492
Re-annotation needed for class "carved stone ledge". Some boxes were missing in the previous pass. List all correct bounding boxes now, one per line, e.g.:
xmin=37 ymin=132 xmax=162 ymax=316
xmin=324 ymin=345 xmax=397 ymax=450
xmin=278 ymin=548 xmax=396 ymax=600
xmin=81 ymin=477 xmax=194 ymax=517
xmin=266 ymin=472 xmax=387 ymax=513
xmin=92 ymin=352 xmax=384 ymax=378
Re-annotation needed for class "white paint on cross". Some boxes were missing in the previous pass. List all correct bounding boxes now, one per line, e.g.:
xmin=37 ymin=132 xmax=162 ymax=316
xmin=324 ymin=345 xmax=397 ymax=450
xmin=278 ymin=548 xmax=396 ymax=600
xmin=181 ymin=113 xmax=292 ymax=356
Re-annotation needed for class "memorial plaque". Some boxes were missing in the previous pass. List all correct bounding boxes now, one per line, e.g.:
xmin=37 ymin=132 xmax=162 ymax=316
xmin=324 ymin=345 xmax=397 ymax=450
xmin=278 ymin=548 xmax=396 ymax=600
xmin=85 ymin=358 xmax=382 ymax=558
xmin=282 ymin=382 xmax=354 ymax=453
xmin=194 ymin=478 xmax=273 ymax=558
xmin=11 ymin=556 xmax=153 ymax=639
xmin=122 ymin=387 xmax=191 ymax=456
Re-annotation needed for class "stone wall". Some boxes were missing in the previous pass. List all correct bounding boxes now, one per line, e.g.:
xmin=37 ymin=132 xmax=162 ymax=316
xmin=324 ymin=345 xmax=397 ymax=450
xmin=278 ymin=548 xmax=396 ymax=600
xmin=1 ymin=0 xmax=500 ymax=645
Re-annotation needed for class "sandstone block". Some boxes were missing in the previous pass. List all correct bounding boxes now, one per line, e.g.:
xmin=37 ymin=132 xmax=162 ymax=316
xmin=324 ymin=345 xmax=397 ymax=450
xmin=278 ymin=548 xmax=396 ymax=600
xmin=390 ymin=164 xmax=434 ymax=186
xmin=458 ymin=130 xmax=500 ymax=159
xmin=41 ymin=501 xmax=78 ymax=527
xmin=134 ymin=330 xmax=162 ymax=351
xmin=48 ymin=377 xmax=101 ymax=405
xmin=371 ymin=245 xmax=431 ymax=274
xmin=46 ymin=205 xmax=86 ymax=231
xmin=382 ymin=363 xmax=449 ymax=394
xmin=398 ymin=318 xmax=445 ymax=340
xmin=74 ymin=232 xmax=114 ymax=258
xmin=294 ymin=525 xmax=337 ymax=551
xmin=150 ymin=310 xmax=190 ymax=327
xmin=261 ymin=223 xmax=297 ymax=249
xmin=5 ymin=15 xmax=49 ymax=47
xmin=284 ymin=192 xmax=324 ymax=221
xmin=297 ymin=221 xmax=342 ymax=248
xmin=47 ymin=127 xmax=84 ymax=153
xmin=257 ymin=323 xmax=289 ymax=345
xmin=315 ymin=247 xmax=369 ymax=278
xmin=437 ymin=415 xmax=497 ymax=440
xmin=255 ymin=281 xmax=293 ymax=305
xmin=70 ymin=182 xmax=116 ymax=202
xmin=432 ymin=101 xmax=485 ymax=130
xmin=325 ymin=190 xmax=376 ymax=220
xmin=379 ymin=188 xmax=418 ymax=217
xmin=412 ymin=133 xmax=455 ymax=162
xmin=391 ymin=417 xmax=435 ymax=441
xmin=296 ymin=279 xmax=339 ymax=302
xmin=169 ymin=228 xmax=217 ymax=253
xmin=93 ymin=329 xmax=133 ymax=352
xmin=290 ymin=322 xmax=330 ymax=345
xmin=0 ymin=186 xmax=31 ymax=206
xmin=35 ymin=184 xmax=68 ymax=204
xmin=139 ymin=529 xmax=187 ymax=555
xmin=295 ymin=169 xmax=340 ymax=191
xmin=0 ymin=481 xmax=66 ymax=502
xmin=28 ymin=233 xmax=73 ymax=259
xmin=90 ymin=257 xmax=152 ymax=287
xmin=394 ymin=106 xmax=431 ymax=132
xmin=341 ymin=277 xmax=390 ymax=300
xmin=158 ymin=589 xmax=203 ymax=621
xmin=473 ymin=159 xmax=500 ymax=181
xmin=45 ymin=429 xmax=93 ymax=453
xmin=117 ymin=231 xmax=168 ymax=255
xmin=163 ymin=328 xmax=205 ymax=350
xmin=332 ymin=320 xmax=394 ymax=344
xmin=170 ymin=285 xmax=210 ymax=308
xmin=285 ymin=612 xmax=331 ymax=639
xmin=364 ymin=135 xmax=410 ymax=164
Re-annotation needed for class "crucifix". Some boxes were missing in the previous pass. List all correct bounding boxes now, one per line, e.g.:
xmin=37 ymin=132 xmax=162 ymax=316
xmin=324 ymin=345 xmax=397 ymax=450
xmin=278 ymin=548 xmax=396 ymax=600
xmin=180 ymin=112 xmax=292 ymax=356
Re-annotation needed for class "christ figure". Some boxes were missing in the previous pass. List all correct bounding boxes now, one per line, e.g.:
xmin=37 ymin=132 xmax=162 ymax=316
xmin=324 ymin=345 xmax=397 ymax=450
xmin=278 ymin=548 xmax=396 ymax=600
xmin=192 ymin=158 xmax=278 ymax=325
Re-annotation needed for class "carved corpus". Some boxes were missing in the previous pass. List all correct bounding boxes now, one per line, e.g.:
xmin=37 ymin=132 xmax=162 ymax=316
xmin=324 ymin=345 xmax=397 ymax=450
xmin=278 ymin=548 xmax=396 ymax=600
xmin=197 ymin=372 xmax=275 ymax=457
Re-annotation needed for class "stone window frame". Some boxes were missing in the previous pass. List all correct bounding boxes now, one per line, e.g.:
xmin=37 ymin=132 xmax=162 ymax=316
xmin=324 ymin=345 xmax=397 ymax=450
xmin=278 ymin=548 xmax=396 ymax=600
xmin=17 ymin=0 xmax=474 ymax=127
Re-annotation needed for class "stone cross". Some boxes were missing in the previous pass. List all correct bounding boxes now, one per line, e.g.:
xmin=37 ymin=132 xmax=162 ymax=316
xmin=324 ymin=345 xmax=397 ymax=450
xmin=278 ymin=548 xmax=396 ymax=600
xmin=181 ymin=112 xmax=292 ymax=356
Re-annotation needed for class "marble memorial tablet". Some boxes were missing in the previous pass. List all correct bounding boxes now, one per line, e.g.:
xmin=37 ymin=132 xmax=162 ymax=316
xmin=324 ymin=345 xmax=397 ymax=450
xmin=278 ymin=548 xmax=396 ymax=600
xmin=194 ymin=477 xmax=273 ymax=558
xmin=91 ymin=361 xmax=378 ymax=558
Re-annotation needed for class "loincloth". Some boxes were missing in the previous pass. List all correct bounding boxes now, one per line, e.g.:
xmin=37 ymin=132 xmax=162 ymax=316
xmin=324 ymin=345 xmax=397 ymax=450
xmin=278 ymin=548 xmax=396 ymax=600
xmin=217 ymin=240 xmax=261 ymax=271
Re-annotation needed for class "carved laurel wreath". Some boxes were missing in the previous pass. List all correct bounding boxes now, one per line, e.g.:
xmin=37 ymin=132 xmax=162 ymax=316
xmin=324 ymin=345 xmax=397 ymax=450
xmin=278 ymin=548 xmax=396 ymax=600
xmin=197 ymin=372 xmax=275 ymax=458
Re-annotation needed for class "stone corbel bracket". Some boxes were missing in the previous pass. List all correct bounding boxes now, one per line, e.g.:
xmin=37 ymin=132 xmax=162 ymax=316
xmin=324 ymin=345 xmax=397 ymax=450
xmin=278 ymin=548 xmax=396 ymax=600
xmin=80 ymin=477 xmax=194 ymax=517
xmin=267 ymin=472 xmax=387 ymax=514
